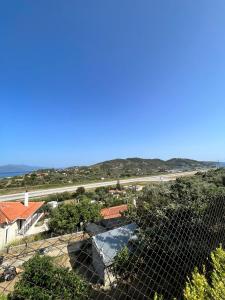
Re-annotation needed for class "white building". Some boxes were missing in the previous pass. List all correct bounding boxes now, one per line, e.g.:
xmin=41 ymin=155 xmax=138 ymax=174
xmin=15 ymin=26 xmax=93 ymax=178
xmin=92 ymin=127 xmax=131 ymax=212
xmin=48 ymin=201 xmax=58 ymax=209
xmin=0 ymin=193 xmax=44 ymax=248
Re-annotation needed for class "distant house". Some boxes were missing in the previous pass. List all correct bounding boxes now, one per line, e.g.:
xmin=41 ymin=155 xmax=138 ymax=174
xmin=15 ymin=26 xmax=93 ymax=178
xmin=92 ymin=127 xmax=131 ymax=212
xmin=92 ymin=223 xmax=137 ymax=286
xmin=0 ymin=193 xmax=44 ymax=248
xmin=108 ymin=189 xmax=126 ymax=196
xmin=100 ymin=204 xmax=128 ymax=229
xmin=48 ymin=201 xmax=58 ymax=209
xmin=124 ymin=185 xmax=143 ymax=192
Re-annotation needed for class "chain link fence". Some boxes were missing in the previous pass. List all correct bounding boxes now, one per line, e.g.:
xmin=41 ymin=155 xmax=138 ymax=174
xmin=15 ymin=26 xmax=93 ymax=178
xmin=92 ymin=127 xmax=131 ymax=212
xmin=0 ymin=188 xmax=224 ymax=299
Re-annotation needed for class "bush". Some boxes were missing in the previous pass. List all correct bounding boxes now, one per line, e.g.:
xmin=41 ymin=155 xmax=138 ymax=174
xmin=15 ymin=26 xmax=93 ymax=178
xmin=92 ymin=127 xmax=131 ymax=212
xmin=9 ymin=255 xmax=90 ymax=300
xmin=184 ymin=246 xmax=225 ymax=300
xmin=49 ymin=203 xmax=79 ymax=235
xmin=49 ymin=200 xmax=101 ymax=235
xmin=76 ymin=186 xmax=86 ymax=195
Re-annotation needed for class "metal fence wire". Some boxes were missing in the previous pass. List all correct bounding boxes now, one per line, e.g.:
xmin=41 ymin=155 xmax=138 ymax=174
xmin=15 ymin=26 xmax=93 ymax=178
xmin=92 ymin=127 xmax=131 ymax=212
xmin=0 ymin=193 xmax=224 ymax=300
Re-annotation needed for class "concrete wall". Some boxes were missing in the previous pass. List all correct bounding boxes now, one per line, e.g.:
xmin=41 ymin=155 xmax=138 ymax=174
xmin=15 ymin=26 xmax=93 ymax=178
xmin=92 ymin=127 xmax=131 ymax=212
xmin=4 ymin=231 xmax=86 ymax=256
xmin=7 ymin=221 xmax=19 ymax=244
xmin=92 ymin=241 xmax=117 ymax=286
xmin=92 ymin=241 xmax=105 ymax=283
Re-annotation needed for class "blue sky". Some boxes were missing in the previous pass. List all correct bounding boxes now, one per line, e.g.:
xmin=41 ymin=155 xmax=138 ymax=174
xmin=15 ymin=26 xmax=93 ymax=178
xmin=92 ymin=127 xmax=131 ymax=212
xmin=1 ymin=1 xmax=225 ymax=167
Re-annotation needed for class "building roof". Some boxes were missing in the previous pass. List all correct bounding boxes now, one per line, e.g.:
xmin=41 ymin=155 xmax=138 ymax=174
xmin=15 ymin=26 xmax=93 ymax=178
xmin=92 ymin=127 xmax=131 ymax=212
xmin=101 ymin=204 xmax=128 ymax=220
xmin=0 ymin=201 xmax=44 ymax=224
xmin=85 ymin=222 xmax=106 ymax=236
xmin=92 ymin=223 xmax=137 ymax=266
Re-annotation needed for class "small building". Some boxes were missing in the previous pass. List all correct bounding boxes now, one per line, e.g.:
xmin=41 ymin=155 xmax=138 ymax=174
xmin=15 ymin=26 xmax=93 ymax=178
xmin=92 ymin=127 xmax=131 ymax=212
xmin=85 ymin=222 xmax=106 ymax=236
xmin=100 ymin=204 xmax=128 ymax=229
xmin=108 ymin=189 xmax=126 ymax=196
xmin=48 ymin=201 xmax=58 ymax=209
xmin=92 ymin=223 xmax=137 ymax=286
xmin=101 ymin=204 xmax=128 ymax=220
xmin=124 ymin=185 xmax=143 ymax=192
xmin=135 ymin=185 xmax=143 ymax=192
xmin=0 ymin=193 xmax=44 ymax=248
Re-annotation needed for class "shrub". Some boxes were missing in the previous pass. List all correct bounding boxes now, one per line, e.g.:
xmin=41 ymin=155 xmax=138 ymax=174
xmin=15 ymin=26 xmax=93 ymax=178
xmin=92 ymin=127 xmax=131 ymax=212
xmin=9 ymin=255 xmax=90 ymax=300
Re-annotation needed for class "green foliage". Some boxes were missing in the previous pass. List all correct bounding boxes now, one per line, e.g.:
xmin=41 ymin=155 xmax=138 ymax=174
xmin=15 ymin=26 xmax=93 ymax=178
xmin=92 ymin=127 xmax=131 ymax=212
xmin=49 ymin=203 xmax=80 ymax=234
xmin=9 ymin=254 xmax=90 ymax=300
xmin=184 ymin=246 xmax=225 ymax=300
xmin=0 ymin=293 xmax=7 ymax=300
xmin=116 ymin=180 xmax=122 ymax=190
xmin=49 ymin=199 xmax=101 ymax=235
xmin=123 ymin=169 xmax=225 ymax=299
xmin=77 ymin=198 xmax=101 ymax=223
xmin=113 ymin=246 xmax=130 ymax=277
xmin=76 ymin=186 xmax=86 ymax=196
xmin=153 ymin=294 xmax=164 ymax=300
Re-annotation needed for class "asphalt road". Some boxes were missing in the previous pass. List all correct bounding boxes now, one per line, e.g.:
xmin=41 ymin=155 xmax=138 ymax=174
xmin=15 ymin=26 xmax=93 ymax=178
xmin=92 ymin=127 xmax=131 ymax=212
xmin=0 ymin=171 xmax=196 ymax=202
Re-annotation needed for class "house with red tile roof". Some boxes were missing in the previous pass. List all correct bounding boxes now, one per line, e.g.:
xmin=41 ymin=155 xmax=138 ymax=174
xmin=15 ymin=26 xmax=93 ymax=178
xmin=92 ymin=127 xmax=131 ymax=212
xmin=100 ymin=204 xmax=128 ymax=230
xmin=0 ymin=193 xmax=44 ymax=248
xmin=101 ymin=204 xmax=128 ymax=220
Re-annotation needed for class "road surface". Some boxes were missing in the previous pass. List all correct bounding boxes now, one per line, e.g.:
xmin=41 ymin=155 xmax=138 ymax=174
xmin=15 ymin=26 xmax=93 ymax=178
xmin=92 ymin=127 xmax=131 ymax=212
xmin=0 ymin=171 xmax=197 ymax=202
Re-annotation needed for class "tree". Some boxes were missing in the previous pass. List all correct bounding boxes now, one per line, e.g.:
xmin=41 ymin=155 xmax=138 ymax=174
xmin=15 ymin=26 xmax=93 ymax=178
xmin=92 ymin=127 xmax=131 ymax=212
xmin=76 ymin=186 xmax=86 ymax=196
xmin=116 ymin=180 xmax=122 ymax=191
xmin=124 ymin=171 xmax=225 ymax=299
xmin=77 ymin=198 xmax=101 ymax=224
xmin=49 ymin=203 xmax=79 ymax=234
xmin=49 ymin=200 xmax=101 ymax=235
xmin=9 ymin=255 xmax=90 ymax=300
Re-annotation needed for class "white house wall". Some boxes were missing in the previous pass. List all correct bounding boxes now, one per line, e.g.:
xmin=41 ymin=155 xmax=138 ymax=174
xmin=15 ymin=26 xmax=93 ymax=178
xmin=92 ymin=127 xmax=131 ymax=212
xmin=0 ymin=227 xmax=6 ymax=249
xmin=0 ymin=221 xmax=19 ymax=249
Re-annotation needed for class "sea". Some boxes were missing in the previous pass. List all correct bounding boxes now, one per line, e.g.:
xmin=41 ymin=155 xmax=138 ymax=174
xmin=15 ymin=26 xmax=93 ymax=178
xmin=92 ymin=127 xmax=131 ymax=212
xmin=0 ymin=171 xmax=31 ymax=179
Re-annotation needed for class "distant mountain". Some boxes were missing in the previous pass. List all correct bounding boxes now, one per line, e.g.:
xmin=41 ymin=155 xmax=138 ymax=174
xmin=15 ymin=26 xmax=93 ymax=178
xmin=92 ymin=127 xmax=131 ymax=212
xmin=0 ymin=165 xmax=41 ymax=177
xmin=89 ymin=157 xmax=216 ymax=177
xmin=0 ymin=158 xmax=217 ymax=188
xmin=0 ymin=164 xmax=41 ymax=173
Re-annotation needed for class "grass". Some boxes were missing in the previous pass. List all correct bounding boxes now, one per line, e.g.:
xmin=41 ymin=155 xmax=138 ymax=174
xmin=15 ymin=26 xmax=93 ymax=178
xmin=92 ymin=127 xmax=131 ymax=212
xmin=6 ymin=232 xmax=47 ymax=248
xmin=0 ymin=293 xmax=7 ymax=300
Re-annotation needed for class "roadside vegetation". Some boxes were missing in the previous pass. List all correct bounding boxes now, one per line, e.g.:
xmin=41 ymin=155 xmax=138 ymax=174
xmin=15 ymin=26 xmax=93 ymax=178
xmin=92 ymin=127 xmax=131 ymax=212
xmin=7 ymin=232 xmax=47 ymax=248
xmin=0 ymin=158 xmax=213 ymax=192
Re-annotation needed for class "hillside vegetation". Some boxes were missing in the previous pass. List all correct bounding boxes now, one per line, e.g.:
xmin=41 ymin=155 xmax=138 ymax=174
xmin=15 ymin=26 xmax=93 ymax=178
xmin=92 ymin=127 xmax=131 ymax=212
xmin=91 ymin=157 xmax=214 ymax=177
xmin=0 ymin=158 xmax=215 ymax=191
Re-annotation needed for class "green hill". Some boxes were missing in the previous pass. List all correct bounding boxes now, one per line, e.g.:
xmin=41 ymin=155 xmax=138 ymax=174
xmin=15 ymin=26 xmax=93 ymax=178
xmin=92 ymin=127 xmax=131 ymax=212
xmin=90 ymin=157 xmax=215 ymax=177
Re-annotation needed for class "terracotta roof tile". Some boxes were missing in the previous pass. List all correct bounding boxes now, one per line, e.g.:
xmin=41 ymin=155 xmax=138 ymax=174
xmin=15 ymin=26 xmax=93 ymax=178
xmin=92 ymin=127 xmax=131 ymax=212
xmin=0 ymin=201 xmax=44 ymax=224
xmin=101 ymin=204 xmax=128 ymax=220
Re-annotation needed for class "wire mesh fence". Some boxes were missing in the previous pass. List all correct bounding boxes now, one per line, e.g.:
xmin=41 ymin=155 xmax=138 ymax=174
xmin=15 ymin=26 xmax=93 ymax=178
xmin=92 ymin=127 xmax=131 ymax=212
xmin=0 ymin=187 xmax=224 ymax=299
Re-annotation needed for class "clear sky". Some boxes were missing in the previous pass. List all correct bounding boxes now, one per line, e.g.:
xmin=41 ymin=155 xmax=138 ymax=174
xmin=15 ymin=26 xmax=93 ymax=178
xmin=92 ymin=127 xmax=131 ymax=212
xmin=1 ymin=1 xmax=225 ymax=167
